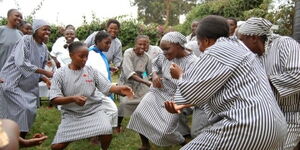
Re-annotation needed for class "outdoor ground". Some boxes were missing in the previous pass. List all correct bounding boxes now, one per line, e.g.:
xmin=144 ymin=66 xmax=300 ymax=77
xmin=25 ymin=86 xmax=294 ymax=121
xmin=22 ymin=75 xmax=182 ymax=150
xmin=23 ymin=104 xmax=181 ymax=150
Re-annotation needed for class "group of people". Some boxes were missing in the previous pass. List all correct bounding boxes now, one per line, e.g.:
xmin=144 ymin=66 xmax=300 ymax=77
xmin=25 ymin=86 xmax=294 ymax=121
xmin=0 ymin=8 xmax=299 ymax=150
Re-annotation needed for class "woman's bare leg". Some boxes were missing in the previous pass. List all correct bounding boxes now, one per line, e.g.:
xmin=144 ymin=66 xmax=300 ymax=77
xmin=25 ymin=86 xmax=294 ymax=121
xmin=99 ymin=134 xmax=112 ymax=150
xmin=139 ymin=134 xmax=150 ymax=150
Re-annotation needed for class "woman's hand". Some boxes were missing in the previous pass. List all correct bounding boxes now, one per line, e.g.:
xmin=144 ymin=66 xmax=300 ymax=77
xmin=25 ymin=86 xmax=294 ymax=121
xmin=41 ymin=77 xmax=51 ymax=89
xmin=73 ymin=96 xmax=87 ymax=106
xmin=164 ymin=101 xmax=192 ymax=114
xmin=170 ymin=63 xmax=183 ymax=79
xmin=110 ymin=66 xmax=119 ymax=74
xmin=19 ymin=133 xmax=48 ymax=147
xmin=145 ymin=81 xmax=152 ymax=87
xmin=0 ymin=78 xmax=3 ymax=83
xmin=120 ymin=86 xmax=134 ymax=99
xmin=152 ymin=73 xmax=163 ymax=88
xmin=44 ymin=71 xmax=53 ymax=78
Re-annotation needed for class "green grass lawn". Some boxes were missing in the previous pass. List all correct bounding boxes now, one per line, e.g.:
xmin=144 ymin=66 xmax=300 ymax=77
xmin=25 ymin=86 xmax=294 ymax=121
xmin=22 ymin=102 xmax=181 ymax=150
xmin=21 ymin=74 xmax=182 ymax=150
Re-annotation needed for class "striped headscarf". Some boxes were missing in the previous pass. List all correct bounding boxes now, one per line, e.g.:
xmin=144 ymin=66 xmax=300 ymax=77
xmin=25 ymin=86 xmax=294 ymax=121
xmin=238 ymin=17 xmax=273 ymax=36
xmin=161 ymin=32 xmax=187 ymax=49
xmin=238 ymin=17 xmax=280 ymax=54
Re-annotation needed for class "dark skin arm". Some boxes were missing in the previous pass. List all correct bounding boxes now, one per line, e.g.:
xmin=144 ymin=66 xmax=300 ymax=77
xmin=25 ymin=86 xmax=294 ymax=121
xmin=152 ymin=72 xmax=163 ymax=88
xmin=170 ymin=63 xmax=183 ymax=80
xmin=40 ymin=76 xmax=51 ymax=88
xmin=164 ymin=101 xmax=193 ymax=114
xmin=50 ymin=56 xmax=61 ymax=68
xmin=109 ymin=85 xmax=134 ymax=99
xmin=52 ymin=86 xmax=134 ymax=105
xmin=19 ymin=133 xmax=48 ymax=147
xmin=51 ymin=96 xmax=87 ymax=106
xmin=130 ymin=74 xmax=151 ymax=87
xmin=35 ymin=69 xmax=53 ymax=78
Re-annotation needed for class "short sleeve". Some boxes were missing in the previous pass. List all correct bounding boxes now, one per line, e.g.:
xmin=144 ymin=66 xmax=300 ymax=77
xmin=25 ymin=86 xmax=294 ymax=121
xmin=49 ymin=70 xmax=64 ymax=100
xmin=91 ymin=67 xmax=112 ymax=95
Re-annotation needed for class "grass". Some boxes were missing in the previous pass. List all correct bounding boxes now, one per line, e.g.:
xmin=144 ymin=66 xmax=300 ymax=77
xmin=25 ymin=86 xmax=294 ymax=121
xmin=22 ymin=74 xmax=181 ymax=150
xmin=22 ymin=103 xmax=181 ymax=150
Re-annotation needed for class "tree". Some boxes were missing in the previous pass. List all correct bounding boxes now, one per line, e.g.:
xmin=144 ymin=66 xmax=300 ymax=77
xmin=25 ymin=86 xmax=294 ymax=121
xmin=132 ymin=0 xmax=197 ymax=26
xmin=177 ymin=0 xmax=266 ymax=35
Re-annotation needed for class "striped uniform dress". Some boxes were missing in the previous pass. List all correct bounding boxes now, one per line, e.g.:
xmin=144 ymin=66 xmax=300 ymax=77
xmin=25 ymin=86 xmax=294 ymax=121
xmin=50 ymin=66 xmax=113 ymax=144
xmin=0 ymin=35 xmax=48 ymax=132
xmin=175 ymin=37 xmax=288 ymax=150
xmin=260 ymin=36 xmax=300 ymax=150
xmin=128 ymin=53 xmax=198 ymax=146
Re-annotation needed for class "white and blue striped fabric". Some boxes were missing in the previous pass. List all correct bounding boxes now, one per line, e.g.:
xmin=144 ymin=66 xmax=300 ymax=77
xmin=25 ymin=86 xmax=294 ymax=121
xmin=50 ymin=65 xmax=113 ymax=144
xmin=128 ymin=53 xmax=198 ymax=146
xmin=260 ymin=36 xmax=300 ymax=150
xmin=0 ymin=35 xmax=47 ymax=132
xmin=174 ymin=37 xmax=288 ymax=150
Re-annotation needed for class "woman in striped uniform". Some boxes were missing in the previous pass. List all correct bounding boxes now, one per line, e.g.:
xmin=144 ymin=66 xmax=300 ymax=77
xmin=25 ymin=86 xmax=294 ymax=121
xmin=0 ymin=19 xmax=53 ymax=138
xmin=49 ymin=42 xmax=133 ymax=150
xmin=128 ymin=32 xmax=198 ymax=149
xmin=164 ymin=15 xmax=288 ymax=150
xmin=238 ymin=17 xmax=300 ymax=150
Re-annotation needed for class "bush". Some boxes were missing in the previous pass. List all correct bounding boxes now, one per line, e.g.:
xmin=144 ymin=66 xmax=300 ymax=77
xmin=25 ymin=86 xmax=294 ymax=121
xmin=177 ymin=0 xmax=265 ymax=35
xmin=119 ymin=20 xmax=160 ymax=50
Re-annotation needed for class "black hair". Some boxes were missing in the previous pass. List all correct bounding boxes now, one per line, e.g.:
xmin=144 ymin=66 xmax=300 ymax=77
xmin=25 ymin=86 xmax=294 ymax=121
xmin=18 ymin=20 xmax=30 ymax=27
xmin=196 ymin=15 xmax=229 ymax=40
xmin=65 ymin=24 xmax=75 ymax=30
xmin=7 ymin=9 xmax=18 ymax=18
xmin=135 ymin=35 xmax=149 ymax=44
xmin=227 ymin=17 xmax=237 ymax=26
xmin=68 ymin=41 xmax=86 ymax=53
xmin=106 ymin=19 xmax=120 ymax=29
xmin=94 ymin=31 xmax=111 ymax=44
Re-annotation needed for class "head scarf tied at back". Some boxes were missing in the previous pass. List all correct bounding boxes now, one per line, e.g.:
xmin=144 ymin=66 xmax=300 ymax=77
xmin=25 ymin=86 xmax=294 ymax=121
xmin=161 ymin=31 xmax=187 ymax=49
xmin=238 ymin=17 xmax=280 ymax=54
xmin=32 ymin=19 xmax=50 ymax=33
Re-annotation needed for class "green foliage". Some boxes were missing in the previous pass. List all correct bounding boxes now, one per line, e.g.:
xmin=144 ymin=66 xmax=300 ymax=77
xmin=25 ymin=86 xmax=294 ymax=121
xmin=177 ymin=0 xmax=265 ymax=35
xmin=46 ymin=25 xmax=64 ymax=51
xmin=267 ymin=1 xmax=295 ymax=35
xmin=0 ymin=17 xmax=7 ymax=26
xmin=132 ymin=0 xmax=197 ymax=26
xmin=75 ymin=17 xmax=160 ymax=51
xmin=76 ymin=19 xmax=105 ymax=41
xmin=118 ymin=20 xmax=160 ymax=50
xmin=243 ymin=0 xmax=295 ymax=36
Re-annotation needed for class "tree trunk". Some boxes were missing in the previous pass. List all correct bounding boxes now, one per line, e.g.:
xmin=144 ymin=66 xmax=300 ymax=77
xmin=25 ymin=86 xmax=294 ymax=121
xmin=293 ymin=0 xmax=300 ymax=43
